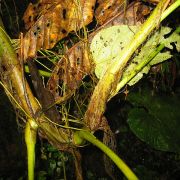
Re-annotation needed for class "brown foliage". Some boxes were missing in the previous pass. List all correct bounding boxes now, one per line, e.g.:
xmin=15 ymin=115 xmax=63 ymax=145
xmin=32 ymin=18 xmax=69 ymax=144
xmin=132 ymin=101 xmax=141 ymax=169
xmin=5 ymin=1 xmax=151 ymax=179
xmin=95 ymin=0 xmax=125 ymax=25
xmin=21 ymin=0 xmax=150 ymax=136
xmin=47 ymin=1 xmax=146 ymax=102
xmin=21 ymin=0 xmax=96 ymax=61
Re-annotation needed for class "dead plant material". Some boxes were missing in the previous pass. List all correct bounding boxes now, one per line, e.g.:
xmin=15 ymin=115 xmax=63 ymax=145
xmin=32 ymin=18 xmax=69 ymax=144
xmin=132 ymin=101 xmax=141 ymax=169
xmin=95 ymin=0 xmax=126 ymax=25
xmin=21 ymin=0 xmax=96 ymax=61
xmin=84 ymin=0 xmax=169 ymax=132
xmin=27 ymin=58 xmax=61 ymax=124
xmin=0 ymin=26 xmax=74 ymax=152
xmin=47 ymin=1 xmax=145 ymax=102
xmin=71 ymin=149 xmax=83 ymax=180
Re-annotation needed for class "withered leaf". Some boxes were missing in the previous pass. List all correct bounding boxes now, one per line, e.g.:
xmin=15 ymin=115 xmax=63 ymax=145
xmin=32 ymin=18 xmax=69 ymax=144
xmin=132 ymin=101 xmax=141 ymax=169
xmin=47 ymin=2 xmax=144 ymax=102
xmin=47 ymin=42 xmax=91 ymax=100
xmin=21 ymin=0 xmax=96 ymax=61
xmin=85 ymin=2 xmax=150 ymax=132
xmin=95 ymin=0 xmax=125 ymax=25
xmin=27 ymin=58 xmax=61 ymax=124
xmin=23 ymin=0 xmax=54 ymax=30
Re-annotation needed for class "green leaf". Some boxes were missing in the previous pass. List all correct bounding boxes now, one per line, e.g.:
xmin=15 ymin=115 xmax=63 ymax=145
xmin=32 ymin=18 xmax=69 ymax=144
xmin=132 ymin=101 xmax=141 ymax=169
xmin=124 ymin=26 xmax=177 ymax=86
xmin=127 ymin=89 xmax=180 ymax=152
xmin=162 ymin=27 xmax=180 ymax=51
xmin=149 ymin=51 xmax=172 ymax=66
xmin=90 ymin=25 xmax=139 ymax=79
xmin=91 ymin=25 xmax=179 ymax=86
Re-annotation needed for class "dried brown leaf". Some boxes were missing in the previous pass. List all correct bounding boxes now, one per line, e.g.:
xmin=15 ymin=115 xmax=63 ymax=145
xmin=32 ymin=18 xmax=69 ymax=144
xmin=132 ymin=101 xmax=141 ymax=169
xmin=95 ymin=0 xmax=125 ymax=25
xmin=84 ymin=0 xmax=166 ymax=133
xmin=47 ymin=2 xmax=144 ymax=101
xmin=21 ymin=0 xmax=96 ymax=61
xmin=23 ymin=0 xmax=55 ymax=30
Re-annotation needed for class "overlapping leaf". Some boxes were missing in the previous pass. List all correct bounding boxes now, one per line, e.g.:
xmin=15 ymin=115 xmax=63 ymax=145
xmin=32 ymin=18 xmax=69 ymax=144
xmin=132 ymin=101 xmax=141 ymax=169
xmin=21 ymin=0 xmax=96 ymax=61
xmin=95 ymin=0 xmax=125 ymax=25
xmin=90 ymin=25 xmax=139 ymax=79
xmin=47 ymin=2 xmax=145 ymax=100
xmin=124 ymin=26 xmax=180 ymax=86
xmin=21 ymin=1 xmax=149 ymax=133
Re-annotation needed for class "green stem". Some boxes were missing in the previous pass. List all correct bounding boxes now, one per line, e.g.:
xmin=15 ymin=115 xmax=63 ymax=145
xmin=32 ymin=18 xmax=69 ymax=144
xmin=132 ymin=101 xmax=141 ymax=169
xmin=77 ymin=130 xmax=138 ymax=180
xmin=112 ymin=1 xmax=180 ymax=97
xmin=114 ymin=44 xmax=165 ymax=95
xmin=25 ymin=119 xmax=38 ymax=180
xmin=107 ymin=0 xmax=167 ymax=76
xmin=85 ymin=0 xmax=168 ymax=130
xmin=161 ymin=0 xmax=180 ymax=21
xmin=24 ymin=65 xmax=51 ymax=77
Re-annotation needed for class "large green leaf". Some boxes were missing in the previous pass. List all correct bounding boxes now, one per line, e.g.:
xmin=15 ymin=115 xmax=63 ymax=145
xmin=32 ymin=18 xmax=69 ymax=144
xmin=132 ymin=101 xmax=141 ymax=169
xmin=90 ymin=25 xmax=179 ymax=87
xmin=127 ymin=89 xmax=180 ymax=152
xmin=90 ymin=25 xmax=139 ymax=79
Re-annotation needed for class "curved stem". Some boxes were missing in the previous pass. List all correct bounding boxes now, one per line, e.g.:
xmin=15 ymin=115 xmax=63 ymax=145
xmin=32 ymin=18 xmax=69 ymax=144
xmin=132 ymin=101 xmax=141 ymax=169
xmin=77 ymin=130 xmax=138 ymax=180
